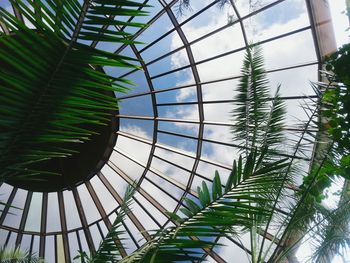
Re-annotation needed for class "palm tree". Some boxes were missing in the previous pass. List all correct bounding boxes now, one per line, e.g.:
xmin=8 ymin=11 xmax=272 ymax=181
xmin=80 ymin=44 xmax=350 ymax=262
xmin=0 ymin=0 xmax=148 ymax=183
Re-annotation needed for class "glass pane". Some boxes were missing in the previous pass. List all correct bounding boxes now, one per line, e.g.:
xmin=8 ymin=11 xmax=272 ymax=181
xmin=0 ymin=184 xmax=13 ymax=218
xmin=45 ymin=235 xmax=56 ymax=263
xmin=63 ymin=191 xmax=81 ymax=230
xmin=68 ymin=232 xmax=81 ymax=262
xmin=46 ymin=193 xmax=61 ymax=232
xmin=89 ymin=224 xmax=101 ymax=250
xmin=90 ymin=176 xmax=117 ymax=215
xmin=57 ymin=235 xmax=66 ymax=263
xmin=32 ymin=236 xmax=40 ymax=258
xmin=6 ymin=232 xmax=17 ymax=249
xmin=3 ymin=189 xmax=27 ymax=228
xmin=78 ymin=230 xmax=90 ymax=257
xmin=77 ymin=184 xmax=100 ymax=224
xmin=25 ymin=192 xmax=42 ymax=232
xmin=20 ymin=234 xmax=32 ymax=252
xmin=0 ymin=229 xmax=9 ymax=246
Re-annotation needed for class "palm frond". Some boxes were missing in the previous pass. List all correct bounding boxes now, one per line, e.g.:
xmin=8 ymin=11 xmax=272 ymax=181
xmin=74 ymin=183 xmax=137 ymax=262
xmin=266 ymin=90 xmax=341 ymax=263
xmin=311 ymin=181 xmax=350 ymax=263
xmin=269 ymin=197 xmax=350 ymax=263
xmin=121 ymin=149 xmax=289 ymax=262
xmin=256 ymin=81 xmax=325 ymax=262
xmin=262 ymin=86 xmax=286 ymax=152
xmin=0 ymin=0 xmax=148 ymax=180
xmin=231 ymin=45 xmax=286 ymax=158
xmin=0 ymin=246 xmax=43 ymax=263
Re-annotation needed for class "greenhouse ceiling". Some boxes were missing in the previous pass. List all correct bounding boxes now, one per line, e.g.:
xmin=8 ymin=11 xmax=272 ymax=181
xmin=0 ymin=0 xmax=348 ymax=262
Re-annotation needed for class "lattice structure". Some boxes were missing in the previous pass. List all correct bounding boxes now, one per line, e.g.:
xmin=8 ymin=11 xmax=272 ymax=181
xmin=0 ymin=0 xmax=336 ymax=262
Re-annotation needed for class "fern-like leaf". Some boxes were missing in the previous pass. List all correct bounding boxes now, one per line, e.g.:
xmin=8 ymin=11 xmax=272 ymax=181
xmin=120 ymin=149 xmax=289 ymax=262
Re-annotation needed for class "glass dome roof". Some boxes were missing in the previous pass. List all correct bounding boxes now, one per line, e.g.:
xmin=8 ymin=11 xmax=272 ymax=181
xmin=0 ymin=0 xmax=337 ymax=262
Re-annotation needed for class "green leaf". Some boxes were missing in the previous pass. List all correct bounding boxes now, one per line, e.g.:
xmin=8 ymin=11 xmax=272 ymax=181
xmin=212 ymin=171 xmax=222 ymax=200
xmin=184 ymin=198 xmax=201 ymax=214
xmin=201 ymin=181 xmax=211 ymax=205
xmin=225 ymin=160 xmax=236 ymax=191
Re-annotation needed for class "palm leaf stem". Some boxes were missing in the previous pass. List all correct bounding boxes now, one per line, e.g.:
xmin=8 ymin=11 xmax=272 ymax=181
xmin=120 ymin=198 xmax=217 ymax=260
xmin=246 ymin=48 xmax=256 ymax=262
xmin=118 ymin=228 xmax=170 ymax=263
xmin=120 ymin=209 xmax=216 ymax=262
xmin=198 ymin=222 xmax=279 ymax=262
xmin=260 ymin=216 xmax=287 ymax=262
xmin=244 ymin=48 xmax=253 ymax=156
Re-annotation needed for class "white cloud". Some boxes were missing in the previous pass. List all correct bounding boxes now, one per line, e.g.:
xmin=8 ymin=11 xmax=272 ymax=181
xmin=168 ymin=0 xmax=318 ymax=168
xmin=113 ymin=125 xmax=197 ymax=223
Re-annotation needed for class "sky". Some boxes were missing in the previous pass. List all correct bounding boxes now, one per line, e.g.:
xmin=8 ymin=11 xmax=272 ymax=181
xmin=0 ymin=0 xmax=349 ymax=262
xmin=330 ymin=0 xmax=349 ymax=46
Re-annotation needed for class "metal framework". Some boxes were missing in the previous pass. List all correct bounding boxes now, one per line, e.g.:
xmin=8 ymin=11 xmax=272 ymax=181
xmin=0 ymin=0 xmax=336 ymax=262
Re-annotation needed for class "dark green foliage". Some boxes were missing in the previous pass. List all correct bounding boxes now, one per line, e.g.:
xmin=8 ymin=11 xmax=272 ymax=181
xmin=0 ymin=0 xmax=148 ymax=181
xmin=305 ymin=43 xmax=350 ymax=262
xmin=323 ymin=43 xmax=350 ymax=178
